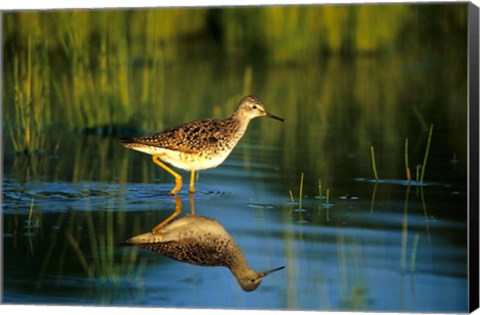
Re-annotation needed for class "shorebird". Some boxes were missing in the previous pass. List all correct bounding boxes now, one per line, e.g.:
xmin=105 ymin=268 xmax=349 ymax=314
xmin=124 ymin=215 xmax=285 ymax=291
xmin=121 ymin=95 xmax=285 ymax=194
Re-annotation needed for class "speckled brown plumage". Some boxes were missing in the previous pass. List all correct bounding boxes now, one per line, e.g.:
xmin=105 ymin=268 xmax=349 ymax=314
xmin=121 ymin=117 xmax=244 ymax=160
xmin=124 ymin=215 xmax=285 ymax=292
xmin=135 ymin=231 xmax=238 ymax=268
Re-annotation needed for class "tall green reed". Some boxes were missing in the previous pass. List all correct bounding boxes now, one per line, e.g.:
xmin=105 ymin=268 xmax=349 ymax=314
xmin=54 ymin=11 xmax=134 ymax=130
xmin=420 ymin=124 xmax=434 ymax=184
xmin=5 ymin=35 xmax=51 ymax=154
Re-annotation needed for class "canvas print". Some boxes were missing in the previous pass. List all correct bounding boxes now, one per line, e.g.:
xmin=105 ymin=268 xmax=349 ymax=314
xmin=1 ymin=2 xmax=477 ymax=312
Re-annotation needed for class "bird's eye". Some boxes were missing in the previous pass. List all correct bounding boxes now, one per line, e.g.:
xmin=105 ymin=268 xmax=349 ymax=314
xmin=252 ymin=105 xmax=257 ymax=110
xmin=249 ymin=278 xmax=256 ymax=283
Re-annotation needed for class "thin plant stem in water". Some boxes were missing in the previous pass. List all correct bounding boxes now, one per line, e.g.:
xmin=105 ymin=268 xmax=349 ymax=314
xmin=410 ymin=233 xmax=420 ymax=273
xmin=318 ymin=179 xmax=323 ymax=200
xmin=405 ymin=138 xmax=411 ymax=182
xmin=415 ymin=164 xmax=421 ymax=183
xmin=66 ymin=232 xmax=94 ymax=278
xmin=401 ymin=185 xmax=411 ymax=273
xmin=28 ymin=198 xmax=35 ymax=228
xmin=370 ymin=182 xmax=378 ymax=213
xmin=325 ymin=188 xmax=331 ymax=221
xmin=299 ymin=172 xmax=304 ymax=210
xmin=370 ymin=146 xmax=379 ymax=181
xmin=415 ymin=164 xmax=422 ymax=196
xmin=420 ymin=124 xmax=434 ymax=184
xmin=288 ymin=190 xmax=295 ymax=215
xmin=27 ymin=197 xmax=36 ymax=256
xmin=420 ymin=187 xmax=432 ymax=245
xmin=289 ymin=190 xmax=295 ymax=203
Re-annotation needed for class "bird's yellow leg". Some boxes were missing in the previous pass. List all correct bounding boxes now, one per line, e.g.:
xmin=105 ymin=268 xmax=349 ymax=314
xmin=152 ymin=196 xmax=182 ymax=234
xmin=152 ymin=155 xmax=182 ymax=195
xmin=189 ymin=193 xmax=195 ymax=216
xmin=189 ymin=170 xmax=196 ymax=194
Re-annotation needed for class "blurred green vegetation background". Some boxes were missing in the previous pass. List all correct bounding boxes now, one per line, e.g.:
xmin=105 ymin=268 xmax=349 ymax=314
xmin=2 ymin=4 xmax=468 ymax=154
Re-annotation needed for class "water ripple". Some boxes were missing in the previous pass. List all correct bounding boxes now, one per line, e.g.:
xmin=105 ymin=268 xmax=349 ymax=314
xmin=3 ymin=179 xmax=241 ymax=215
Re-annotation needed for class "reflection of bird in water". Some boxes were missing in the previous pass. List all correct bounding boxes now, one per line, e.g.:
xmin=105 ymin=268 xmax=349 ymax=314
xmin=120 ymin=95 xmax=285 ymax=195
xmin=124 ymin=215 xmax=285 ymax=291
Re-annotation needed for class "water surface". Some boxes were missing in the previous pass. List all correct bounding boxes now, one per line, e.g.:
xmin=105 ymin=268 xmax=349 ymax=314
xmin=2 ymin=45 xmax=468 ymax=312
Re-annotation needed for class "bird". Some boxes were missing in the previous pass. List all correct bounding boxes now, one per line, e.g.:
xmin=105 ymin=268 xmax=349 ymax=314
xmin=120 ymin=95 xmax=285 ymax=195
xmin=124 ymin=215 xmax=285 ymax=292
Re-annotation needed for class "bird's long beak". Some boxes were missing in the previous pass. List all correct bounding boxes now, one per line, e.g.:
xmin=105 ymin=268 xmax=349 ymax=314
xmin=259 ymin=265 xmax=285 ymax=277
xmin=266 ymin=112 xmax=286 ymax=122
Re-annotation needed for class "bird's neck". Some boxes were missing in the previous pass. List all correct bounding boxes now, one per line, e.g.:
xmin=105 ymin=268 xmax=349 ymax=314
xmin=229 ymin=255 xmax=252 ymax=279
xmin=228 ymin=112 xmax=252 ymax=136
xmin=225 ymin=243 xmax=251 ymax=275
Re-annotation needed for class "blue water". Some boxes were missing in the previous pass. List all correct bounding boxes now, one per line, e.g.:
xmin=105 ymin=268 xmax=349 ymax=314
xmin=2 ymin=135 xmax=468 ymax=311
